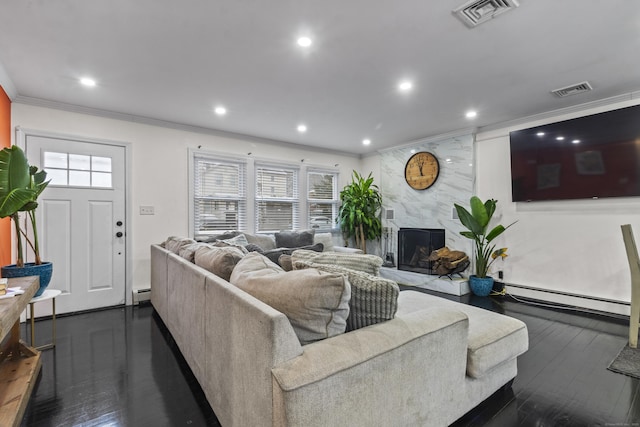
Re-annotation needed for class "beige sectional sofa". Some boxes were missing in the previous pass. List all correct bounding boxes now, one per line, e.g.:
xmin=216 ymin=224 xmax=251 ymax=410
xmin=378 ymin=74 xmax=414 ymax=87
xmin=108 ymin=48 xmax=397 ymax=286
xmin=150 ymin=239 xmax=528 ymax=427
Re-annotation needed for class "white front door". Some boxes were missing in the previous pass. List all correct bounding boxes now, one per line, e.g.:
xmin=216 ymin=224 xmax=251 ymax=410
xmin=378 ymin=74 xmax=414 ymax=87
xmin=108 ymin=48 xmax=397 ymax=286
xmin=25 ymin=133 xmax=127 ymax=314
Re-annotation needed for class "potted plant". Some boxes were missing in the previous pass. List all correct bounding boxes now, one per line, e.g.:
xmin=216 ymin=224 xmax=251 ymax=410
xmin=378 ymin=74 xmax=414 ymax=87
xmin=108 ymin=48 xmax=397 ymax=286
xmin=0 ymin=145 xmax=52 ymax=296
xmin=454 ymin=196 xmax=515 ymax=296
xmin=338 ymin=171 xmax=382 ymax=254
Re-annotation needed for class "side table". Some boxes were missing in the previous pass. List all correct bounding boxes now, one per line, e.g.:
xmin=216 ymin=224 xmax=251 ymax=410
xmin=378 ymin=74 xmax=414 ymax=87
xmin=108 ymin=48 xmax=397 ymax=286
xmin=27 ymin=289 xmax=62 ymax=350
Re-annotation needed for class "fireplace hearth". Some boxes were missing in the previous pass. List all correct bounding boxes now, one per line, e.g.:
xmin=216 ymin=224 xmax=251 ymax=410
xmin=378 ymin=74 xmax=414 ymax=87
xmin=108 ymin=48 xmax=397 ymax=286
xmin=398 ymin=228 xmax=445 ymax=275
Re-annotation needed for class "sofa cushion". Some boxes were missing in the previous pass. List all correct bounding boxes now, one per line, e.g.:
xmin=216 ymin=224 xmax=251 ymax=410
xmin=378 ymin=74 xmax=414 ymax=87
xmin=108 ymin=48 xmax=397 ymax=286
xmin=314 ymin=232 xmax=335 ymax=252
xmin=279 ymin=254 xmax=293 ymax=271
xmin=221 ymin=233 xmax=250 ymax=247
xmin=263 ymin=243 xmax=324 ymax=265
xmin=230 ymin=252 xmax=351 ymax=345
xmin=194 ymin=246 xmax=245 ymax=281
xmin=165 ymin=236 xmax=197 ymax=254
xmin=244 ymin=233 xmax=277 ymax=251
xmin=294 ymin=260 xmax=399 ymax=331
xmin=291 ymin=249 xmax=383 ymax=276
xmin=396 ymin=291 xmax=528 ymax=378
xmin=275 ymin=229 xmax=315 ymax=248
xmin=178 ymin=242 xmax=212 ymax=262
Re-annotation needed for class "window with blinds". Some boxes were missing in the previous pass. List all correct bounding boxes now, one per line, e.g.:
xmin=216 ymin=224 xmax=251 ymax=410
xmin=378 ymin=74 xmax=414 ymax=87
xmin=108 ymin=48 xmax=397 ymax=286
xmin=307 ymin=170 xmax=338 ymax=230
xmin=255 ymin=164 xmax=299 ymax=233
xmin=193 ymin=155 xmax=246 ymax=234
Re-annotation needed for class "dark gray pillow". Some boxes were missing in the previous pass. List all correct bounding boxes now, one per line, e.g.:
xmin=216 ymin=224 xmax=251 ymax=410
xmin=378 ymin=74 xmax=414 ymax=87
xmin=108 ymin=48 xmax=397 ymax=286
xmin=275 ymin=229 xmax=315 ymax=248
xmin=245 ymin=243 xmax=264 ymax=253
xmin=263 ymin=243 xmax=323 ymax=265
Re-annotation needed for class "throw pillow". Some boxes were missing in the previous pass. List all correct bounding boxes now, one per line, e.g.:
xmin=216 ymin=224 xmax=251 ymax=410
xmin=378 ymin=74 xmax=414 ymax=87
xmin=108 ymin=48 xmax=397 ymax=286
xmin=245 ymin=243 xmax=264 ymax=254
xmin=278 ymin=254 xmax=293 ymax=271
xmin=313 ymin=232 xmax=335 ymax=252
xmin=230 ymin=252 xmax=351 ymax=345
xmin=294 ymin=260 xmax=399 ymax=331
xmin=210 ymin=239 xmax=249 ymax=254
xmin=275 ymin=229 xmax=315 ymax=248
xmin=263 ymin=243 xmax=324 ymax=265
xmin=221 ymin=234 xmax=250 ymax=247
xmin=178 ymin=242 xmax=212 ymax=263
xmin=244 ymin=233 xmax=277 ymax=251
xmin=194 ymin=246 xmax=245 ymax=281
xmin=291 ymin=249 xmax=383 ymax=275
xmin=165 ymin=236 xmax=197 ymax=254
xmin=196 ymin=231 xmax=241 ymax=243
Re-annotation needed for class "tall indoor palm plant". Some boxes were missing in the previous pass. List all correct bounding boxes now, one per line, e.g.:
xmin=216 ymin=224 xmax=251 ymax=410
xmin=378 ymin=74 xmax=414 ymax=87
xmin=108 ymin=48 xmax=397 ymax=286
xmin=338 ymin=171 xmax=382 ymax=253
xmin=0 ymin=145 xmax=52 ymax=296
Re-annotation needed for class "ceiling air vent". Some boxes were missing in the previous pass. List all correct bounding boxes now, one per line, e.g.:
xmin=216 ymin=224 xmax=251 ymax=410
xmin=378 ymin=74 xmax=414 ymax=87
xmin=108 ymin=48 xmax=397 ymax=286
xmin=453 ymin=0 xmax=520 ymax=28
xmin=551 ymin=81 xmax=593 ymax=98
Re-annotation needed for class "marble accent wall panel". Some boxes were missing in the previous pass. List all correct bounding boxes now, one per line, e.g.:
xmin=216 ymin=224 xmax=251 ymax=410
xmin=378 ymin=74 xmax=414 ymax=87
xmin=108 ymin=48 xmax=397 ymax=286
xmin=379 ymin=134 xmax=474 ymax=258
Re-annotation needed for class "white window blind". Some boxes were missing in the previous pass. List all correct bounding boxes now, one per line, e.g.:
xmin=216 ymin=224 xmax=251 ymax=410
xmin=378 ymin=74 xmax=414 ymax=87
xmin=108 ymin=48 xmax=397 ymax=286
xmin=193 ymin=155 xmax=246 ymax=235
xmin=307 ymin=170 xmax=338 ymax=230
xmin=255 ymin=163 xmax=299 ymax=232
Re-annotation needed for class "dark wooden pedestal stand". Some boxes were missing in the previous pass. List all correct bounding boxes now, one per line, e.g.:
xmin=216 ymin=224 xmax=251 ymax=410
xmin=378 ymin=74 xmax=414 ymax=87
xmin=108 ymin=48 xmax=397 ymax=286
xmin=0 ymin=276 xmax=41 ymax=427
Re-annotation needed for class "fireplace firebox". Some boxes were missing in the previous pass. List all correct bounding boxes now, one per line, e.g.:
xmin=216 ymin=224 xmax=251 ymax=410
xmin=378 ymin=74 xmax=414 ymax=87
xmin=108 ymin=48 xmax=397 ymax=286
xmin=398 ymin=228 xmax=445 ymax=275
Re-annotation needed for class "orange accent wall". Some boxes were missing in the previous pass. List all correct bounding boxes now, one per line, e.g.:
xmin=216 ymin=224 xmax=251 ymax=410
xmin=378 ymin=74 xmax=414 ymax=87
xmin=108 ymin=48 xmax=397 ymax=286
xmin=0 ymin=86 xmax=11 ymax=270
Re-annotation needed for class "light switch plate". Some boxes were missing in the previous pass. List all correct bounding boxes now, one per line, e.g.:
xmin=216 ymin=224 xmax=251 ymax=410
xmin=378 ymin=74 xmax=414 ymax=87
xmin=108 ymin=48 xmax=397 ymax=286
xmin=140 ymin=206 xmax=155 ymax=215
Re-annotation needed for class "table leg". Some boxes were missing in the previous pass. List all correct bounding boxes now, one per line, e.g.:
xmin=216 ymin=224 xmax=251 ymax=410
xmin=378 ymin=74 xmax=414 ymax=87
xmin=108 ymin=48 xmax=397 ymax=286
xmin=29 ymin=302 xmax=35 ymax=348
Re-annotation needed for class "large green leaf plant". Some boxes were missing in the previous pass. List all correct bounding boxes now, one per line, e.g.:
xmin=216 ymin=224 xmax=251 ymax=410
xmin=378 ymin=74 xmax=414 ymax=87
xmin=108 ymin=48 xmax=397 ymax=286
xmin=338 ymin=171 xmax=383 ymax=254
xmin=454 ymin=196 xmax=515 ymax=278
xmin=0 ymin=145 xmax=49 ymax=267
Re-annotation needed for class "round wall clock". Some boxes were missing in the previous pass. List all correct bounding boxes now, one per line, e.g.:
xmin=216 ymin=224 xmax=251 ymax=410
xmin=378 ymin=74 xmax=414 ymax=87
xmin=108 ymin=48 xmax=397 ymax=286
xmin=404 ymin=151 xmax=440 ymax=190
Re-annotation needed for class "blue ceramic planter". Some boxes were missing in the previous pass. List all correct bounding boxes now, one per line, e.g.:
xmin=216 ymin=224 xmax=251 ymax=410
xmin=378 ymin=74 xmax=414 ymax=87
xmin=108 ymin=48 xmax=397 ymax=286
xmin=1 ymin=262 xmax=53 ymax=297
xmin=469 ymin=275 xmax=494 ymax=297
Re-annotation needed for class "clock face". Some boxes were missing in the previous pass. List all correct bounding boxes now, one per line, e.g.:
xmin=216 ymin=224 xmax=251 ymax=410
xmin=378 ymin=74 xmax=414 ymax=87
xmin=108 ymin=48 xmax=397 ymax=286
xmin=404 ymin=152 xmax=440 ymax=190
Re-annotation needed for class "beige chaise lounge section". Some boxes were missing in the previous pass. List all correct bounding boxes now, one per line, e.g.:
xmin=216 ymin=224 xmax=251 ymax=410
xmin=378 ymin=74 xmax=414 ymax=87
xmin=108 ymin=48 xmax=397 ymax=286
xmin=151 ymin=244 xmax=528 ymax=427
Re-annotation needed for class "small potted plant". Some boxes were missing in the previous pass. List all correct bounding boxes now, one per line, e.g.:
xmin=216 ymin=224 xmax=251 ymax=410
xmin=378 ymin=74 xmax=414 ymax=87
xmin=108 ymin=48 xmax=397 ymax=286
xmin=454 ymin=196 xmax=515 ymax=296
xmin=338 ymin=171 xmax=383 ymax=254
xmin=0 ymin=145 xmax=52 ymax=296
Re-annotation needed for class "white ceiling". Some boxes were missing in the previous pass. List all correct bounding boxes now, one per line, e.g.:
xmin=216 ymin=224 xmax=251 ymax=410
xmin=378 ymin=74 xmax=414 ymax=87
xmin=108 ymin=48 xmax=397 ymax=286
xmin=0 ymin=0 xmax=638 ymax=155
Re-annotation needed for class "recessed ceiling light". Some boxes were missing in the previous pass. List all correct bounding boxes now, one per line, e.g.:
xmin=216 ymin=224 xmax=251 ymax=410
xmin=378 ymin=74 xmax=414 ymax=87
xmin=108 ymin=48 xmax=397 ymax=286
xmin=80 ymin=77 xmax=96 ymax=87
xmin=214 ymin=106 xmax=227 ymax=116
xmin=572 ymin=139 xmax=581 ymax=144
xmin=297 ymin=37 xmax=312 ymax=47
xmin=362 ymin=139 xmax=371 ymax=146
xmin=536 ymin=132 xmax=545 ymax=137
xmin=297 ymin=124 xmax=307 ymax=133
xmin=465 ymin=110 xmax=477 ymax=119
xmin=398 ymin=81 xmax=413 ymax=92
xmin=556 ymin=136 xmax=565 ymax=141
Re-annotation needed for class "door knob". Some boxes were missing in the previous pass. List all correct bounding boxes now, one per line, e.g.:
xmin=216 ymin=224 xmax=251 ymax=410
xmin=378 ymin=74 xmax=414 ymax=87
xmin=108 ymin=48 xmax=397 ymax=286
xmin=116 ymin=232 xmax=123 ymax=238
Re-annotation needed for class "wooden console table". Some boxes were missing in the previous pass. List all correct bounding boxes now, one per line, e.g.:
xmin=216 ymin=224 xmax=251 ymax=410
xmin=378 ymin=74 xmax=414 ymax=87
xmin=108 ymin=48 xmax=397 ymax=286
xmin=0 ymin=276 xmax=41 ymax=427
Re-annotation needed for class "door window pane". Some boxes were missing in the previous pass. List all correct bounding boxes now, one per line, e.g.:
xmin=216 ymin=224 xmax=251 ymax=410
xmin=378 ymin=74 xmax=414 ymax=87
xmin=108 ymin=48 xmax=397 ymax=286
xmin=69 ymin=170 xmax=91 ymax=186
xmin=44 ymin=152 xmax=67 ymax=169
xmin=69 ymin=154 xmax=91 ymax=170
xmin=45 ymin=168 xmax=68 ymax=186
xmin=92 ymin=156 xmax=112 ymax=172
xmin=92 ymin=172 xmax=112 ymax=188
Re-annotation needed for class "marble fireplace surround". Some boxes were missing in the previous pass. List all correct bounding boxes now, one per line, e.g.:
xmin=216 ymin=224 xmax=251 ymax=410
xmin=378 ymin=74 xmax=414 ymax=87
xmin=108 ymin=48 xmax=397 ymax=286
xmin=379 ymin=132 xmax=474 ymax=292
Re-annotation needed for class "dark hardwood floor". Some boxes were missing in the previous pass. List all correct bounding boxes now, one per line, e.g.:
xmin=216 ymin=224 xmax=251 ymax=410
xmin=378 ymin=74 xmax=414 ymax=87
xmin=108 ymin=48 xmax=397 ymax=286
xmin=19 ymin=288 xmax=640 ymax=426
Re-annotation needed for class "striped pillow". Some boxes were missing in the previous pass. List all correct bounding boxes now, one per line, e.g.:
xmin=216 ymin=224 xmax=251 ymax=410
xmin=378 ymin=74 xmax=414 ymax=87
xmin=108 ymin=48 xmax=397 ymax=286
xmin=293 ymin=260 xmax=399 ymax=331
xmin=291 ymin=249 xmax=383 ymax=275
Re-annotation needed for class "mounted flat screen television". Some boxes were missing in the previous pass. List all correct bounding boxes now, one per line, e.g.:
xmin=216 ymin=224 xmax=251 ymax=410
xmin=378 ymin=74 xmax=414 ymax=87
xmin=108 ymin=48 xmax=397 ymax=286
xmin=510 ymin=104 xmax=640 ymax=202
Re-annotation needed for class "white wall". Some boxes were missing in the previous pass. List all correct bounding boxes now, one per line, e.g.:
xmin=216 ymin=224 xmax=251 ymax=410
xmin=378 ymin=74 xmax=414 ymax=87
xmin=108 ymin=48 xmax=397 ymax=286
xmin=476 ymin=98 xmax=640 ymax=315
xmin=11 ymin=103 xmax=362 ymax=292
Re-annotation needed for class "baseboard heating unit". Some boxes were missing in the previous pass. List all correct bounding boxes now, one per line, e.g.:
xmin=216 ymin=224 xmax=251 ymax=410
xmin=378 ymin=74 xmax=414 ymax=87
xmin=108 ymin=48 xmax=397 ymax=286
xmin=133 ymin=288 xmax=151 ymax=305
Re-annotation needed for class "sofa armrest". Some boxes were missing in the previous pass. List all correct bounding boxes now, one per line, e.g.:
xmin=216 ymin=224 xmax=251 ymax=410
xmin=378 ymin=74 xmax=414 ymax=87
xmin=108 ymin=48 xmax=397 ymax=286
xmin=330 ymin=246 xmax=363 ymax=254
xmin=271 ymin=307 xmax=469 ymax=426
